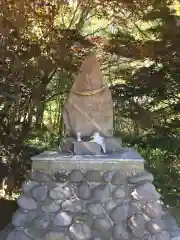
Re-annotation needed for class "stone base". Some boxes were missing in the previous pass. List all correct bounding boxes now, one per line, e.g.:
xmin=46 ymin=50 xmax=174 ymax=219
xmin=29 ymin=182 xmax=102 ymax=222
xmin=6 ymin=150 xmax=180 ymax=240
xmin=74 ymin=142 xmax=101 ymax=155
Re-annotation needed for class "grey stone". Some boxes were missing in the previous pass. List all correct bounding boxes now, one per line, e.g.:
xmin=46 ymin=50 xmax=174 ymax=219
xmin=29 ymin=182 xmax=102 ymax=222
xmin=87 ymin=202 xmax=106 ymax=216
xmin=69 ymin=223 xmax=91 ymax=240
xmin=93 ymin=184 xmax=110 ymax=202
xmin=32 ymin=185 xmax=48 ymax=202
xmin=75 ymin=213 xmax=93 ymax=226
xmin=7 ymin=230 xmax=32 ymax=240
xmin=151 ymin=230 xmax=171 ymax=240
xmin=91 ymin=230 xmax=110 ymax=240
xmin=128 ymin=171 xmax=154 ymax=184
xmin=50 ymin=185 xmax=72 ymax=200
xmin=61 ymin=199 xmax=83 ymax=213
xmin=102 ymin=171 xmax=115 ymax=183
xmin=12 ymin=210 xmax=29 ymax=227
xmin=22 ymin=180 xmax=39 ymax=193
xmin=105 ymin=137 xmax=122 ymax=154
xmin=85 ymin=170 xmax=101 ymax=182
xmin=131 ymin=182 xmax=161 ymax=201
xmin=42 ymin=200 xmax=60 ymax=213
xmin=110 ymin=203 xmax=129 ymax=222
xmin=163 ymin=213 xmax=180 ymax=238
xmin=77 ymin=182 xmax=92 ymax=200
xmin=34 ymin=213 xmax=52 ymax=230
xmin=147 ymin=218 xmax=166 ymax=234
xmin=74 ymin=142 xmax=101 ymax=155
xmin=17 ymin=195 xmax=38 ymax=210
xmin=93 ymin=218 xmax=112 ymax=232
xmin=111 ymin=172 xmax=126 ymax=186
xmin=69 ymin=170 xmax=84 ymax=183
xmin=112 ymin=224 xmax=130 ymax=239
xmin=127 ymin=214 xmax=145 ymax=238
xmin=63 ymin=53 xmax=113 ymax=138
xmin=45 ymin=231 xmax=71 ymax=240
xmin=27 ymin=170 xmax=52 ymax=182
xmin=143 ymin=202 xmax=163 ymax=218
xmin=23 ymin=226 xmax=45 ymax=239
xmin=112 ymin=186 xmax=126 ymax=199
xmin=129 ymin=201 xmax=142 ymax=215
xmin=105 ymin=200 xmax=117 ymax=212
xmin=54 ymin=212 xmax=72 ymax=227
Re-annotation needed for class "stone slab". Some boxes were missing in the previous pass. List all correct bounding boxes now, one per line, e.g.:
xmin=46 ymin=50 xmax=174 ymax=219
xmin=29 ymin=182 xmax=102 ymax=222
xmin=63 ymin=54 xmax=113 ymax=138
xmin=105 ymin=137 xmax=122 ymax=154
xmin=31 ymin=148 xmax=144 ymax=174
xmin=74 ymin=142 xmax=101 ymax=155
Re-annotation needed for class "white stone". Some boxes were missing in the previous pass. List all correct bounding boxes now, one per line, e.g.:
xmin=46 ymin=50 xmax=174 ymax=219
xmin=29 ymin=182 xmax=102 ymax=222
xmin=69 ymin=223 xmax=91 ymax=240
xmin=54 ymin=212 xmax=72 ymax=227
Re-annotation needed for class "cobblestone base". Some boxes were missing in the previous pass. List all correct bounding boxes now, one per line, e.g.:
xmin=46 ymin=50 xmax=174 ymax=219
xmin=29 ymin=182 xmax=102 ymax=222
xmin=6 ymin=170 xmax=180 ymax=240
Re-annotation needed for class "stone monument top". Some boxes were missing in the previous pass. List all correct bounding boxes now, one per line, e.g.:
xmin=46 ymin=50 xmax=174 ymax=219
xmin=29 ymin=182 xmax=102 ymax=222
xmin=63 ymin=53 xmax=113 ymax=138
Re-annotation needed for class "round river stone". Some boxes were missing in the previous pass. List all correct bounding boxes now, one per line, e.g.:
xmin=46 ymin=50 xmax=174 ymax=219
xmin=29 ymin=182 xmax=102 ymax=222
xmin=42 ymin=200 xmax=60 ymax=213
xmin=93 ymin=184 xmax=110 ymax=202
xmin=54 ymin=212 xmax=72 ymax=227
xmin=77 ymin=182 xmax=92 ymax=200
xmin=110 ymin=203 xmax=129 ymax=222
xmin=105 ymin=200 xmax=117 ymax=212
xmin=69 ymin=223 xmax=91 ymax=240
xmin=7 ymin=230 xmax=32 ymax=240
xmin=69 ymin=170 xmax=84 ymax=183
xmin=22 ymin=181 xmax=39 ymax=193
xmin=12 ymin=210 xmax=29 ymax=227
xmin=50 ymin=186 xmax=72 ymax=200
xmin=28 ymin=171 xmax=52 ymax=182
xmin=102 ymin=171 xmax=114 ymax=183
xmin=151 ymin=231 xmax=171 ymax=240
xmin=111 ymin=172 xmax=126 ymax=186
xmin=87 ymin=202 xmax=106 ymax=216
xmin=147 ymin=218 xmax=166 ymax=234
xmin=127 ymin=213 xmax=145 ymax=238
xmin=112 ymin=224 xmax=130 ymax=239
xmin=85 ymin=170 xmax=101 ymax=182
xmin=131 ymin=182 xmax=161 ymax=201
xmin=17 ymin=195 xmax=38 ymax=210
xmin=128 ymin=171 xmax=154 ymax=184
xmin=45 ymin=231 xmax=71 ymax=240
xmin=112 ymin=187 xmax=126 ymax=199
xmin=34 ymin=213 xmax=52 ymax=230
xmin=93 ymin=217 xmax=112 ymax=232
xmin=143 ymin=202 xmax=163 ymax=218
xmin=32 ymin=185 xmax=48 ymax=202
xmin=61 ymin=199 xmax=83 ymax=213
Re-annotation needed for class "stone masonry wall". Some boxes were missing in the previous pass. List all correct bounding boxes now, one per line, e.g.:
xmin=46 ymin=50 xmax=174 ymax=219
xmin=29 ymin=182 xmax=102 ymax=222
xmin=6 ymin=169 xmax=178 ymax=240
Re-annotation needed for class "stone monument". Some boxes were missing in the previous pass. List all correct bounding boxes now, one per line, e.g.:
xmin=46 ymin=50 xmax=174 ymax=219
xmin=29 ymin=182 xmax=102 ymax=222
xmin=6 ymin=54 xmax=180 ymax=240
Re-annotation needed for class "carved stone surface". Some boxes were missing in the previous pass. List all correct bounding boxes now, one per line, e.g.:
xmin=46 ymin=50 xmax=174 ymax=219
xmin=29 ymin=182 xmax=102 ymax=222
xmin=63 ymin=53 xmax=113 ymax=137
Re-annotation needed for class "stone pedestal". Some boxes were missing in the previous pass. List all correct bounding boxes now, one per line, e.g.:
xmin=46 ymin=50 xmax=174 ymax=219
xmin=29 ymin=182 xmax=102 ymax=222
xmin=6 ymin=148 xmax=180 ymax=240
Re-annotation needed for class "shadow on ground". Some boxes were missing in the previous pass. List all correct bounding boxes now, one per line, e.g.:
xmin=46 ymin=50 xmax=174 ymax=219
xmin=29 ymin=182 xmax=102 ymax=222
xmin=0 ymin=199 xmax=17 ymax=230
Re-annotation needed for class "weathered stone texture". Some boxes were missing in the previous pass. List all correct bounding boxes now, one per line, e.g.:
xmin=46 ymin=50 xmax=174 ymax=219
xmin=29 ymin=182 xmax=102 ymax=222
xmin=6 ymin=169 xmax=180 ymax=240
xmin=63 ymin=54 xmax=113 ymax=137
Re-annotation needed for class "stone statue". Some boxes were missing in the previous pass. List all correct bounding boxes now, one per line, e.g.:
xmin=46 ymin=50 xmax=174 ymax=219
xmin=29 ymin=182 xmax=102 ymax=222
xmin=63 ymin=53 xmax=113 ymax=138
xmin=60 ymin=53 xmax=121 ymax=154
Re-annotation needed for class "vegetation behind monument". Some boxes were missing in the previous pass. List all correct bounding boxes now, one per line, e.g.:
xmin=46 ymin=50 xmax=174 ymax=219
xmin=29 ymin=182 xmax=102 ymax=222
xmin=0 ymin=0 xmax=180 ymax=215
